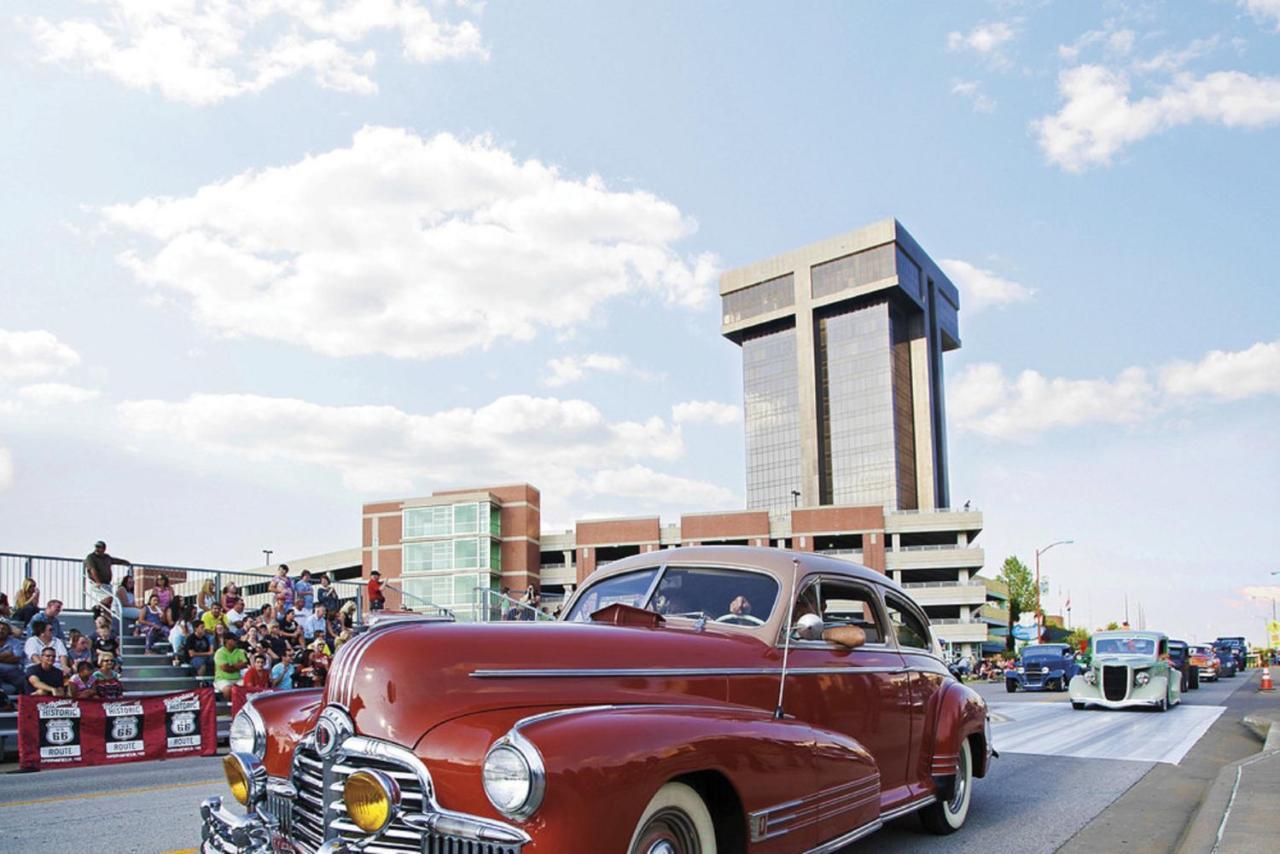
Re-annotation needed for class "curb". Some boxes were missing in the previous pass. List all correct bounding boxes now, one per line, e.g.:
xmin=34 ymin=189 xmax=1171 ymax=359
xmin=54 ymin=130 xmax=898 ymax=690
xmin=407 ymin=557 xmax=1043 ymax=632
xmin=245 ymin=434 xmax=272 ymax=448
xmin=1176 ymin=681 xmax=1280 ymax=854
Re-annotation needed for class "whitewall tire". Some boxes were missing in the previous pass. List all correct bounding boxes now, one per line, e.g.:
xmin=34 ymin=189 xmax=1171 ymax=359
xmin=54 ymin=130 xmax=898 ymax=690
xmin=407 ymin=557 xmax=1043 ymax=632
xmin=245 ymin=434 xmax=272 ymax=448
xmin=628 ymin=782 xmax=717 ymax=854
xmin=920 ymin=738 xmax=973 ymax=835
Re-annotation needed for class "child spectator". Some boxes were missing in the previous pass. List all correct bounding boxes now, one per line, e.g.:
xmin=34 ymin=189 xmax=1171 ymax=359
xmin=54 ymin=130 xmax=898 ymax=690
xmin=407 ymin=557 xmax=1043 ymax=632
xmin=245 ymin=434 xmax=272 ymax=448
xmin=70 ymin=661 xmax=97 ymax=698
xmin=91 ymin=619 xmax=120 ymax=672
xmin=68 ymin=633 xmax=94 ymax=668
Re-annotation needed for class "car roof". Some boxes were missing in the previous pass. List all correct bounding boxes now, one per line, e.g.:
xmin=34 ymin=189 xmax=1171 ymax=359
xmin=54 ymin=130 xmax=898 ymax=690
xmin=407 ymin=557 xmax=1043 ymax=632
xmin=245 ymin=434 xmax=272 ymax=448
xmin=1093 ymin=630 xmax=1167 ymax=641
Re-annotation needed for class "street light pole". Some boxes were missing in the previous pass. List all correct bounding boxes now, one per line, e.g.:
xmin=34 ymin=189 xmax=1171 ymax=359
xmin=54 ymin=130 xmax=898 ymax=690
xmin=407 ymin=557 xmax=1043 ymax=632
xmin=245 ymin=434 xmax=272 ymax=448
xmin=1035 ymin=539 xmax=1074 ymax=642
xmin=263 ymin=549 xmax=273 ymax=566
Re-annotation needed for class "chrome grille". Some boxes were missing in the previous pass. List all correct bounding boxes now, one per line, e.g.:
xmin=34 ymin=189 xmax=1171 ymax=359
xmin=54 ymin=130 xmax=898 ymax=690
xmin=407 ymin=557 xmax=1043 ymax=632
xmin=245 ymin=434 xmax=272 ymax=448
xmin=1103 ymin=665 xmax=1129 ymax=701
xmin=288 ymin=737 xmax=520 ymax=854
xmin=264 ymin=788 xmax=294 ymax=836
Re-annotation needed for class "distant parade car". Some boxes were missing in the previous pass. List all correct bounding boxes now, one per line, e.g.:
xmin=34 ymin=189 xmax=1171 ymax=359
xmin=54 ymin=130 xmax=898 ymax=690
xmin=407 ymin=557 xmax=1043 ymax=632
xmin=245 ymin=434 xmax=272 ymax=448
xmin=1189 ymin=644 xmax=1221 ymax=683
xmin=1214 ymin=637 xmax=1248 ymax=672
xmin=200 ymin=546 xmax=996 ymax=853
xmin=1168 ymin=640 xmax=1198 ymax=691
xmin=1069 ymin=630 xmax=1183 ymax=712
xmin=1004 ymin=643 xmax=1082 ymax=693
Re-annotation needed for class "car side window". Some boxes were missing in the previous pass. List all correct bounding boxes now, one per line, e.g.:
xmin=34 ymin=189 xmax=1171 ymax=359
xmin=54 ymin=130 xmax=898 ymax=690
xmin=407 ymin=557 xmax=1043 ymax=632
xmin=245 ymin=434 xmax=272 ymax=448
xmin=882 ymin=593 xmax=930 ymax=651
xmin=817 ymin=579 xmax=884 ymax=644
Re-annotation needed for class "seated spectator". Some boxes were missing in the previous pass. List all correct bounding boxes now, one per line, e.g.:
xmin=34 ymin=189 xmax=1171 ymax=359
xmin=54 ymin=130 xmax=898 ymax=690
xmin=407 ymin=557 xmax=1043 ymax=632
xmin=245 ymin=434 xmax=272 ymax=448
xmin=137 ymin=594 xmax=170 ymax=654
xmin=340 ymin=601 xmax=356 ymax=629
xmin=26 ymin=600 xmax=66 ymax=642
xmin=221 ymin=582 xmax=241 ymax=611
xmin=270 ymin=649 xmax=297 ymax=690
xmin=25 ymin=621 xmax=70 ymax=673
xmin=13 ymin=578 xmax=40 ymax=625
xmin=201 ymin=603 xmax=230 ymax=633
xmin=334 ymin=627 xmax=353 ymax=652
xmin=92 ymin=656 xmax=124 ymax=700
xmin=279 ymin=609 xmax=303 ymax=645
xmin=197 ymin=579 xmax=218 ymax=613
xmin=165 ymin=592 xmax=186 ymax=629
xmin=243 ymin=654 xmax=271 ymax=690
xmin=26 ymin=647 xmax=65 ymax=696
xmin=67 ymin=633 xmax=94 ymax=668
xmin=0 ymin=623 xmax=25 ymax=709
xmin=146 ymin=575 xmax=175 ymax=625
xmin=306 ymin=638 xmax=331 ymax=686
xmin=226 ymin=599 xmax=248 ymax=636
xmin=116 ymin=575 xmax=141 ymax=621
xmin=169 ymin=612 xmax=193 ymax=666
xmin=324 ymin=610 xmax=343 ymax=646
xmin=265 ymin=622 xmax=290 ymax=662
xmin=186 ymin=623 xmax=215 ymax=678
xmin=212 ymin=634 xmax=248 ymax=699
xmin=299 ymin=604 xmax=325 ymax=642
xmin=0 ymin=592 xmax=10 ymax=620
xmin=258 ymin=604 xmax=275 ymax=627
xmin=69 ymin=661 xmax=97 ymax=698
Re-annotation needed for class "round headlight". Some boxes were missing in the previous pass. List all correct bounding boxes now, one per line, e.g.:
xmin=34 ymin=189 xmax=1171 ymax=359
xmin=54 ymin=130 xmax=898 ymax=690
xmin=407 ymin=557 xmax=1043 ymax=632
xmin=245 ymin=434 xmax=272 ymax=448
xmin=343 ymin=770 xmax=400 ymax=834
xmin=1016 ymin=666 xmax=1024 ymax=674
xmin=1135 ymin=671 xmax=1151 ymax=686
xmin=229 ymin=706 xmax=265 ymax=758
xmin=222 ymin=753 xmax=264 ymax=807
xmin=482 ymin=736 xmax=545 ymax=819
xmin=1084 ymin=669 xmax=1097 ymax=685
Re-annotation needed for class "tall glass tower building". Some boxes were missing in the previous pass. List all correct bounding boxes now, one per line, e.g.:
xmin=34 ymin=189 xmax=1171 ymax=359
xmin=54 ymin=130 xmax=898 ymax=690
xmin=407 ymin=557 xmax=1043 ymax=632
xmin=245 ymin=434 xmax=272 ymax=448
xmin=721 ymin=219 xmax=961 ymax=513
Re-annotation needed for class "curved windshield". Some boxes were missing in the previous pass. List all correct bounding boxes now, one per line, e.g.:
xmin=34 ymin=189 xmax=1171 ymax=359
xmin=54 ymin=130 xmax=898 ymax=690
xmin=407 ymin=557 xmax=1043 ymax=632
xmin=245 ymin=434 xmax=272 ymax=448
xmin=1094 ymin=637 xmax=1156 ymax=656
xmin=564 ymin=565 xmax=780 ymax=626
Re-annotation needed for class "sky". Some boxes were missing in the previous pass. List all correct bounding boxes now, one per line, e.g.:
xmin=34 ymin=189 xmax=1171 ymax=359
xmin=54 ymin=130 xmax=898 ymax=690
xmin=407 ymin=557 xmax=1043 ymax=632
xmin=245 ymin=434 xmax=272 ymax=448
xmin=2 ymin=1 xmax=1278 ymax=645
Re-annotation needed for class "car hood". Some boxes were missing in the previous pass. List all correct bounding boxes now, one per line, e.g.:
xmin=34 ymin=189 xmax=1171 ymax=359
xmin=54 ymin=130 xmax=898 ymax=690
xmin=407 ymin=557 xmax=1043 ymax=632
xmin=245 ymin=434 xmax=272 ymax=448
xmin=324 ymin=620 xmax=773 ymax=748
xmin=1021 ymin=655 xmax=1072 ymax=668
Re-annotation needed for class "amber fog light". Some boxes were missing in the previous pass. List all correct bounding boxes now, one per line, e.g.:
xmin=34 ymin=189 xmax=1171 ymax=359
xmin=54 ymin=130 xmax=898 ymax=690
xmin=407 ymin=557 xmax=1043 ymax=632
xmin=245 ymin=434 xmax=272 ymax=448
xmin=222 ymin=753 xmax=265 ymax=807
xmin=343 ymin=770 xmax=400 ymax=834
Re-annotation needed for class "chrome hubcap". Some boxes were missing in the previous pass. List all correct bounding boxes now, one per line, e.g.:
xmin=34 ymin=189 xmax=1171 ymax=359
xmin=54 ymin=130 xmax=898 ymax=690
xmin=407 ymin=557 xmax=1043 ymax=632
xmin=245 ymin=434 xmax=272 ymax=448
xmin=637 ymin=807 xmax=700 ymax=854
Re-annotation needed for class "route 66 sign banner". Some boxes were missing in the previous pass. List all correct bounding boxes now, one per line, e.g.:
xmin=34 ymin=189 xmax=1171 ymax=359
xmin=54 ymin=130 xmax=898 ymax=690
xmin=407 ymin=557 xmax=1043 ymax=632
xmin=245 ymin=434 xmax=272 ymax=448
xmin=18 ymin=689 xmax=216 ymax=771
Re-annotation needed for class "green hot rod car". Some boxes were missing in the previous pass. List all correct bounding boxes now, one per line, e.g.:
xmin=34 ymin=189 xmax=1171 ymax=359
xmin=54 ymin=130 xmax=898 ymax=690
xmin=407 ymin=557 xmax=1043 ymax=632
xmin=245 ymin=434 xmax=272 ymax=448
xmin=1068 ymin=630 xmax=1182 ymax=712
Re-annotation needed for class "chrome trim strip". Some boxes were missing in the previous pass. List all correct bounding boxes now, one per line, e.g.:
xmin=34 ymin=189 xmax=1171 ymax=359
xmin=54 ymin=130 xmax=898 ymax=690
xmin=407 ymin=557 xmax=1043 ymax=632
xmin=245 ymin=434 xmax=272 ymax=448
xmin=749 ymin=775 xmax=881 ymax=842
xmin=877 ymin=793 xmax=937 ymax=823
xmin=472 ymin=666 xmax=908 ymax=678
xmin=805 ymin=817 xmax=884 ymax=854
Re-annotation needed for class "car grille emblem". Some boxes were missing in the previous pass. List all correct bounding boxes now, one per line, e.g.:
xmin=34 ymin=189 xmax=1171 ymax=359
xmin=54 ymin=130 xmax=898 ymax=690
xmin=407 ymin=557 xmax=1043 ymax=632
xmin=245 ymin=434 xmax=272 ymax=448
xmin=315 ymin=705 xmax=354 ymax=759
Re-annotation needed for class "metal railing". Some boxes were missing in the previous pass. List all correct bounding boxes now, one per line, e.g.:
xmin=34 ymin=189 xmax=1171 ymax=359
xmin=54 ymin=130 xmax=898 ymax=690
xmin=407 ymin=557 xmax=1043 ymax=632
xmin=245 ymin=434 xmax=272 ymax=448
xmin=890 ymin=506 xmax=980 ymax=516
xmin=0 ymin=551 xmax=365 ymax=622
xmin=473 ymin=588 xmax=556 ymax=623
xmin=379 ymin=582 xmax=452 ymax=619
xmin=895 ymin=544 xmax=977 ymax=552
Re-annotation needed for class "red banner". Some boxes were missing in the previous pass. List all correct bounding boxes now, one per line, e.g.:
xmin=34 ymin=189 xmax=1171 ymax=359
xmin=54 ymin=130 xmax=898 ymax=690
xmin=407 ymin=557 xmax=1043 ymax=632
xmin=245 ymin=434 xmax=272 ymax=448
xmin=18 ymin=689 xmax=217 ymax=771
xmin=230 ymin=685 xmax=274 ymax=717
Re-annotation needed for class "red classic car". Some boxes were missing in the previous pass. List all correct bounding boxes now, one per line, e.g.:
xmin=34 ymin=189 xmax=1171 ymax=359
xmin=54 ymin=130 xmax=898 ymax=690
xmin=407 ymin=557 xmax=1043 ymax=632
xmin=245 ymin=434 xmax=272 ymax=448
xmin=202 ymin=546 xmax=995 ymax=853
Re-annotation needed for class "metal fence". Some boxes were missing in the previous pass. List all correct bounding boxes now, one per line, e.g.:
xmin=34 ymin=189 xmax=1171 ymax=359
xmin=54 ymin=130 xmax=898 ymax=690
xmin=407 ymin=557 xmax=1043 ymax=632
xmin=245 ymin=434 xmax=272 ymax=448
xmin=473 ymin=588 xmax=556 ymax=622
xmin=0 ymin=552 xmax=365 ymax=622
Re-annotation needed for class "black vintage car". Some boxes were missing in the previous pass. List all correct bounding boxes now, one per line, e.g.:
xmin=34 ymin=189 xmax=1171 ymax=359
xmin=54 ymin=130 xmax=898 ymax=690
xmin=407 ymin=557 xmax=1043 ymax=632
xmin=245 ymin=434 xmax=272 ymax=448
xmin=1213 ymin=641 xmax=1240 ymax=677
xmin=1168 ymin=639 xmax=1199 ymax=691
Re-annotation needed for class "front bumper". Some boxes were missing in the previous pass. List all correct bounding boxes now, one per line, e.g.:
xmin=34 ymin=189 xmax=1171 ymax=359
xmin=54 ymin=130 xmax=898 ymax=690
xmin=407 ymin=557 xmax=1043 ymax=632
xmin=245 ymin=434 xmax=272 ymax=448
xmin=1069 ymin=674 xmax=1170 ymax=709
xmin=201 ymin=796 xmax=276 ymax=854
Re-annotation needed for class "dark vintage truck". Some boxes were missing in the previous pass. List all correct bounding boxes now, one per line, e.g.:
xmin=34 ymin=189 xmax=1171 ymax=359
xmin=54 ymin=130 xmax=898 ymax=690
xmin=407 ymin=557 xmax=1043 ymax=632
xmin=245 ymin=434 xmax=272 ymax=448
xmin=1006 ymin=643 xmax=1083 ymax=693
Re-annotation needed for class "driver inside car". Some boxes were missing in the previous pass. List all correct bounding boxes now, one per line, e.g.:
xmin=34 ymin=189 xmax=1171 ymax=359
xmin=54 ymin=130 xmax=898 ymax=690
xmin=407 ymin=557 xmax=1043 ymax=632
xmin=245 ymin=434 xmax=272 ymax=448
xmin=728 ymin=595 xmax=752 ymax=617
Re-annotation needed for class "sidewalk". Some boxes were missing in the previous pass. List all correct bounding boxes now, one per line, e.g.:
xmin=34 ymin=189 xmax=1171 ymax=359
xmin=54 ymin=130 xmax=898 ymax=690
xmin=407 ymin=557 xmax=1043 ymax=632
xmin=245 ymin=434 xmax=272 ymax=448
xmin=1177 ymin=669 xmax=1280 ymax=854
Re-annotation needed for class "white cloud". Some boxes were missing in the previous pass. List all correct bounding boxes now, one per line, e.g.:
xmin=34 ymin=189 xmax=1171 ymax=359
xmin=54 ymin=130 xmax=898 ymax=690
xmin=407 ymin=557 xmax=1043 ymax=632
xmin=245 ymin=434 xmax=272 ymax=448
xmin=1241 ymin=0 xmax=1280 ymax=30
xmin=1058 ymin=28 xmax=1136 ymax=62
xmin=103 ymin=126 xmax=719 ymax=360
xmin=1132 ymin=36 xmax=1222 ymax=75
xmin=542 ymin=354 xmax=656 ymax=388
xmin=947 ymin=22 xmax=1016 ymax=61
xmin=114 ymin=392 xmax=745 ymax=516
xmin=0 ymin=447 xmax=11 ymax=492
xmin=949 ymin=363 xmax=1155 ymax=440
xmin=671 ymin=400 xmax=741 ymax=426
xmin=938 ymin=259 xmax=1034 ymax=314
xmin=0 ymin=329 xmax=81 ymax=381
xmin=15 ymin=383 xmax=101 ymax=406
xmin=952 ymin=339 xmax=1280 ymax=439
xmin=1160 ymin=341 xmax=1280 ymax=400
xmin=1034 ymin=65 xmax=1280 ymax=172
xmin=951 ymin=79 xmax=996 ymax=113
xmin=26 ymin=1 xmax=486 ymax=105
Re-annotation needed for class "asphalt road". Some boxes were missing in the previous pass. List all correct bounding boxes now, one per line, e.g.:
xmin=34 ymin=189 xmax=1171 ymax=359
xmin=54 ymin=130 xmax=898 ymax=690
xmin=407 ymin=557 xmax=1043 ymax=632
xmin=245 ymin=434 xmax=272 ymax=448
xmin=0 ymin=672 xmax=1257 ymax=853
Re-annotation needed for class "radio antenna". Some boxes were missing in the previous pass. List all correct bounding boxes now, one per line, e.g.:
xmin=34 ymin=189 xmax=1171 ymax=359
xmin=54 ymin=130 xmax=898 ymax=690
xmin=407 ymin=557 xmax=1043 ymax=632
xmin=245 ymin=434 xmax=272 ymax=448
xmin=774 ymin=559 xmax=800 ymax=720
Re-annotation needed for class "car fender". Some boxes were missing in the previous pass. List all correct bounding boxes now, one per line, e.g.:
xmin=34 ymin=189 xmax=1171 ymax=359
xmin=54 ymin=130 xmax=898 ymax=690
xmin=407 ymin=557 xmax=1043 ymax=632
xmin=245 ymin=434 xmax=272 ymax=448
xmin=248 ymin=688 xmax=324 ymax=777
xmin=417 ymin=704 xmax=879 ymax=853
xmin=928 ymin=681 xmax=990 ymax=780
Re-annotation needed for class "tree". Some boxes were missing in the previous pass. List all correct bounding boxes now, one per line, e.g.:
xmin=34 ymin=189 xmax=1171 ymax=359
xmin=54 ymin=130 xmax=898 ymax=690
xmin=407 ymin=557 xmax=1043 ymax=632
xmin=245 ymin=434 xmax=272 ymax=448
xmin=997 ymin=556 xmax=1035 ymax=652
xmin=1104 ymin=621 xmax=1120 ymax=631
xmin=1067 ymin=627 xmax=1091 ymax=653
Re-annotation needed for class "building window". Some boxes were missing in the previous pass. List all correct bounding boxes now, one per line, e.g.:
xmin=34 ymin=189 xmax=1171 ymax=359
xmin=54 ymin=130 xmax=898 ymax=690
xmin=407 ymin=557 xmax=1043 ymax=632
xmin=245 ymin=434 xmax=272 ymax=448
xmin=743 ymin=325 xmax=802 ymax=513
xmin=404 ymin=501 xmax=495 ymax=539
xmin=895 ymin=247 xmax=922 ymax=300
xmin=811 ymin=244 xmax=895 ymax=300
xmin=722 ymin=274 xmax=795 ymax=326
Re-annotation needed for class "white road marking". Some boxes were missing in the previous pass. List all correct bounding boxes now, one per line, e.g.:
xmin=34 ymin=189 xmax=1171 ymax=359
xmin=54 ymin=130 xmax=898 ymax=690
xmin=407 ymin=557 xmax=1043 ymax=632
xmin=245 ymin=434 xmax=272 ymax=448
xmin=989 ymin=701 xmax=1225 ymax=765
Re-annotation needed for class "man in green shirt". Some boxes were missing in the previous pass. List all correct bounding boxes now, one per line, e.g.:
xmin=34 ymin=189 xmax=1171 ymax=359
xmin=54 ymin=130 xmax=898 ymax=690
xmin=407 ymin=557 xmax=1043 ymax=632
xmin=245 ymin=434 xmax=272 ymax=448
xmin=212 ymin=635 xmax=248 ymax=699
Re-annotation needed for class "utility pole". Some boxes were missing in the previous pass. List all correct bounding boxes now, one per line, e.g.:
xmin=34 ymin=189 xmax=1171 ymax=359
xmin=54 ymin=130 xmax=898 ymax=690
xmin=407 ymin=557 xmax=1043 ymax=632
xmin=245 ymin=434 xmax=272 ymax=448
xmin=791 ymin=489 xmax=801 ymax=508
xmin=263 ymin=549 xmax=273 ymax=566
xmin=1035 ymin=539 xmax=1073 ymax=641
